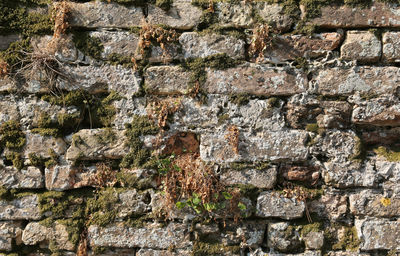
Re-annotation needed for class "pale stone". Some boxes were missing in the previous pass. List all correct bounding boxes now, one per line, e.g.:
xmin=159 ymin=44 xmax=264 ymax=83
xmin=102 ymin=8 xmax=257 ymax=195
xmin=87 ymin=222 xmax=192 ymax=249
xmin=179 ymin=32 xmax=245 ymax=59
xmin=136 ymin=249 xmax=191 ymax=256
xmin=22 ymin=221 xmax=75 ymax=251
xmin=350 ymin=190 xmax=400 ymax=217
xmin=204 ymin=63 xmax=308 ymax=96
xmin=23 ymin=131 xmax=67 ymax=159
xmin=256 ymin=191 xmax=305 ymax=220
xmin=341 ymin=31 xmax=381 ymax=62
xmin=0 ymin=166 xmax=43 ymax=189
xmin=309 ymin=192 xmax=348 ymax=222
xmin=356 ymin=218 xmax=400 ymax=250
xmin=383 ymin=31 xmax=400 ymax=62
xmin=45 ymin=164 xmax=97 ymax=191
xmin=66 ymin=129 xmax=129 ymax=161
xmin=0 ymin=195 xmax=41 ymax=220
xmin=68 ymin=1 xmax=144 ymax=28
xmin=304 ymin=232 xmax=324 ymax=250
xmin=200 ymin=129 xmax=309 ymax=163
xmin=313 ymin=66 xmax=400 ymax=97
xmin=268 ymin=222 xmax=301 ymax=252
xmin=144 ymin=66 xmax=192 ymax=95
xmin=0 ymin=35 xmax=20 ymax=51
xmin=147 ymin=0 xmax=202 ymax=29
xmin=220 ymin=167 xmax=277 ymax=189
xmin=0 ymin=222 xmax=22 ymax=251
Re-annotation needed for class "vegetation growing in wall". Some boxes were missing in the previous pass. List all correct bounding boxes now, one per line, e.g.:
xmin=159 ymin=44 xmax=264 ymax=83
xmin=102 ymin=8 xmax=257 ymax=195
xmin=0 ymin=120 xmax=26 ymax=151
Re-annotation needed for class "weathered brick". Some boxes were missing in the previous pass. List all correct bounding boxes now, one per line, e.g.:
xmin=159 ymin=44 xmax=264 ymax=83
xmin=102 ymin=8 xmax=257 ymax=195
xmin=204 ymin=63 xmax=308 ymax=96
xmin=306 ymin=2 xmax=400 ymax=28
xmin=147 ymin=0 xmax=202 ymax=30
xmin=256 ymin=191 xmax=305 ymax=220
xmin=200 ymin=129 xmax=309 ymax=163
xmin=356 ymin=218 xmax=400 ymax=250
xmin=313 ymin=66 xmax=400 ymax=97
xmin=0 ymin=195 xmax=41 ymax=220
xmin=179 ymin=32 xmax=245 ymax=59
xmin=340 ymin=31 xmax=381 ymax=62
xmin=88 ymin=222 xmax=192 ymax=249
xmin=68 ymin=1 xmax=144 ymax=28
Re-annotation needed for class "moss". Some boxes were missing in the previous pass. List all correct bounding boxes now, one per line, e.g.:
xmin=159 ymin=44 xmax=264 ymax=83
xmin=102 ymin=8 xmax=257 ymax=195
xmin=192 ymin=241 xmax=240 ymax=256
xmin=305 ymin=123 xmax=319 ymax=133
xmin=332 ymin=226 xmax=360 ymax=251
xmin=300 ymin=222 xmax=322 ymax=237
xmin=73 ymin=31 xmax=104 ymax=60
xmin=95 ymin=128 xmax=116 ymax=144
xmin=217 ymin=114 xmax=229 ymax=125
xmin=45 ymin=148 xmax=58 ymax=168
xmin=125 ymin=214 xmax=151 ymax=228
xmin=86 ymin=188 xmax=119 ymax=226
xmin=229 ymin=93 xmax=250 ymax=106
xmin=116 ymin=170 xmax=155 ymax=189
xmin=374 ymin=146 xmax=400 ymax=162
xmin=57 ymin=218 xmax=84 ymax=246
xmin=0 ymin=120 xmax=26 ymax=151
xmin=31 ymin=128 xmax=60 ymax=137
xmin=28 ymin=153 xmax=45 ymax=167
xmin=5 ymin=152 xmax=23 ymax=170
xmin=120 ymin=115 xmax=159 ymax=169
xmin=38 ymin=191 xmax=67 ymax=218
xmin=156 ymin=0 xmax=173 ymax=10
xmin=106 ymin=53 xmax=135 ymax=68
xmin=299 ymin=0 xmax=333 ymax=19
xmin=102 ymin=0 xmax=154 ymax=6
xmin=0 ymin=186 xmax=10 ymax=200
xmin=294 ymin=57 xmax=309 ymax=71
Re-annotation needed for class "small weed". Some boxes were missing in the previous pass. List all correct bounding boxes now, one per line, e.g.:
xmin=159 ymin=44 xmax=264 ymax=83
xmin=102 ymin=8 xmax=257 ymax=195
xmin=249 ymin=24 xmax=278 ymax=62
xmin=148 ymin=97 xmax=182 ymax=129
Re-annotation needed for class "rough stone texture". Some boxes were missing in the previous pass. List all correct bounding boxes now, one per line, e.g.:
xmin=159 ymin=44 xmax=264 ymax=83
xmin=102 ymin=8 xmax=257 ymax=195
xmin=383 ymin=31 xmax=400 ymax=62
xmin=309 ymin=191 xmax=348 ymax=223
xmin=257 ymin=32 xmax=343 ymax=63
xmin=313 ymin=66 xmax=400 ymax=97
xmin=89 ymin=30 xmax=140 ymax=60
xmin=205 ymin=63 xmax=307 ymax=96
xmin=66 ymin=129 xmax=129 ymax=161
xmin=220 ymin=166 xmax=277 ymax=189
xmin=350 ymin=190 xmax=400 ymax=217
xmin=22 ymin=221 xmax=75 ymax=251
xmin=256 ymin=191 xmax=305 ymax=220
xmin=136 ymin=249 xmax=191 ymax=256
xmin=23 ymin=131 xmax=67 ymax=159
xmin=112 ymin=97 xmax=147 ymax=130
xmin=356 ymin=218 xmax=400 ymax=250
xmin=58 ymin=64 xmax=141 ymax=96
xmin=304 ymin=231 xmax=324 ymax=250
xmin=88 ymin=222 xmax=192 ymax=249
xmin=116 ymin=189 xmax=152 ymax=218
xmin=0 ymin=195 xmax=41 ymax=220
xmin=0 ymin=222 xmax=22 ymax=251
xmin=0 ymin=166 xmax=43 ymax=189
xmin=0 ymin=35 xmax=20 ymax=51
xmin=340 ymin=31 xmax=381 ymax=62
xmin=200 ymin=129 xmax=309 ymax=163
xmin=179 ymin=32 xmax=245 ymax=59
xmin=267 ymin=222 xmax=301 ymax=252
xmin=147 ymin=0 xmax=202 ymax=29
xmin=144 ymin=66 xmax=192 ymax=95
xmin=306 ymin=1 xmax=400 ymax=28
xmin=68 ymin=1 xmax=144 ymax=28
xmin=351 ymin=95 xmax=400 ymax=126
xmin=216 ymin=2 xmax=292 ymax=31
xmin=45 ymin=164 xmax=98 ymax=191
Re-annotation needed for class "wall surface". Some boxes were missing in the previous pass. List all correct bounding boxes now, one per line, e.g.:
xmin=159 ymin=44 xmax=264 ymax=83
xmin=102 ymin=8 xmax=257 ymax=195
xmin=1 ymin=0 xmax=400 ymax=255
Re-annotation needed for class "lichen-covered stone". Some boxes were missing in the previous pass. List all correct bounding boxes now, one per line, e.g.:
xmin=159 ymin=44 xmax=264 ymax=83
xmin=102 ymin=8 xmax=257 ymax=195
xmin=112 ymin=97 xmax=147 ymax=130
xmin=23 ymin=131 xmax=67 ymax=159
xmin=22 ymin=221 xmax=75 ymax=251
xmin=179 ymin=32 xmax=245 ymax=59
xmin=256 ymin=32 xmax=343 ymax=63
xmin=304 ymin=231 xmax=324 ymax=250
xmin=268 ymin=222 xmax=301 ymax=252
xmin=356 ymin=218 xmax=400 ymax=250
xmin=116 ymin=189 xmax=152 ymax=218
xmin=313 ymin=66 xmax=400 ymax=97
xmin=340 ymin=31 xmax=381 ymax=62
xmin=205 ymin=64 xmax=307 ymax=96
xmin=0 ymin=166 xmax=43 ymax=189
xmin=220 ymin=166 xmax=277 ymax=189
xmin=351 ymin=95 xmax=400 ymax=126
xmin=0 ymin=195 xmax=41 ymax=220
xmin=308 ymin=192 xmax=348 ymax=223
xmin=256 ymin=191 xmax=305 ymax=220
xmin=58 ymin=64 xmax=141 ymax=96
xmin=383 ymin=31 xmax=400 ymax=62
xmin=89 ymin=31 xmax=140 ymax=60
xmin=136 ymin=249 xmax=191 ymax=256
xmin=68 ymin=1 xmax=144 ymax=28
xmin=66 ymin=129 xmax=129 ymax=161
xmin=216 ymin=2 xmax=292 ymax=31
xmin=200 ymin=129 xmax=309 ymax=163
xmin=87 ymin=222 xmax=192 ymax=249
xmin=147 ymin=0 xmax=202 ymax=29
xmin=45 ymin=164 xmax=98 ymax=191
xmin=0 ymin=222 xmax=22 ymax=251
xmin=306 ymin=1 xmax=400 ymax=28
xmin=144 ymin=66 xmax=192 ymax=95
xmin=350 ymin=190 xmax=400 ymax=217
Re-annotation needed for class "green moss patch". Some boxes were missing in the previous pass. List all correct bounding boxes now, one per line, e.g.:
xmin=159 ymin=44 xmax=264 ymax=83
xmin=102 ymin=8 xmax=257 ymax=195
xmin=374 ymin=146 xmax=400 ymax=162
xmin=73 ymin=31 xmax=104 ymax=60
xmin=0 ymin=120 xmax=26 ymax=151
xmin=192 ymin=241 xmax=240 ymax=256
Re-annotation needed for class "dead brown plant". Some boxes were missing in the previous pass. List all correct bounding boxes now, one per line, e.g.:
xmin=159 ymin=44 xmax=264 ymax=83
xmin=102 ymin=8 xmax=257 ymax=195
xmin=225 ymin=125 xmax=240 ymax=155
xmin=138 ymin=19 xmax=178 ymax=61
xmin=148 ymin=97 xmax=182 ymax=129
xmin=0 ymin=60 xmax=8 ymax=78
xmin=48 ymin=0 xmax=70 ymax=53
xmin=282 ymin=183 xmax=314 ymax=223
xmin=90 ymin=163 xmax=117 ymax=188
xmin=249 ymin=24 xmax=278 ymax=63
